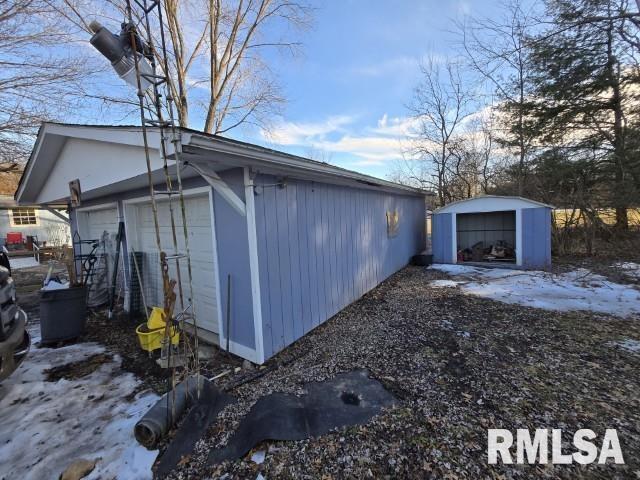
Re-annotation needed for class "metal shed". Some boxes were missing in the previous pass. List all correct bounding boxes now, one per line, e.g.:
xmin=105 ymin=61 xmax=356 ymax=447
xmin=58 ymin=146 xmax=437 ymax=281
xmin=432 ymin=196 xmax=553 ymax=269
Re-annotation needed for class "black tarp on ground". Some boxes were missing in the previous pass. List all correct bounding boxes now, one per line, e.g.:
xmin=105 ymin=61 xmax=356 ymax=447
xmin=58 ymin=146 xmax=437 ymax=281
xmin=207 ymin=369 xmax=397 ymax=464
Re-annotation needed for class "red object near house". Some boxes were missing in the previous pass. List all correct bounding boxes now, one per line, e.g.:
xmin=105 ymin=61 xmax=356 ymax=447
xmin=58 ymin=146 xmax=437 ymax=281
xmin=6 ymin=232 xmax=23 ymax=245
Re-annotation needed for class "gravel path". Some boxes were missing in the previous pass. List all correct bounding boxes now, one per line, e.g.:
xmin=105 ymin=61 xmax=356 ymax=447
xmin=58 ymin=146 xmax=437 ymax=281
xmin=168 ymin=266 xmax=640 ymax=479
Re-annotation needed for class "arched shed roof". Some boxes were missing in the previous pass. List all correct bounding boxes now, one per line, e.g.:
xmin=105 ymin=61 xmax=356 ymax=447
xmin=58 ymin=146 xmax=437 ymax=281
xmin=434 ymin=195 xmax=554 ymax=214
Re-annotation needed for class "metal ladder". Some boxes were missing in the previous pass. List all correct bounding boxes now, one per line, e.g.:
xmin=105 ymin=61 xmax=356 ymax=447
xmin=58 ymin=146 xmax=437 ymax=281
xmin=124 ymin=0 xmax=200 ymax=386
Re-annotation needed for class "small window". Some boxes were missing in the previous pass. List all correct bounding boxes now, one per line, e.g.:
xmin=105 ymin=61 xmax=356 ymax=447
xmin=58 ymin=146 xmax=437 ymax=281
xmin=11 ymin=208 xmax=38 ymax=226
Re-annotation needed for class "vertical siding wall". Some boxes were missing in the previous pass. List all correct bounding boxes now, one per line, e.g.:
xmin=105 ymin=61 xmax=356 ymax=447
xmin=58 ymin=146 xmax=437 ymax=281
xmin=254 ymin=175 xmax=425 ymax=359
xmin=522 ymin=207 xmax=552 ymax=269
xmin=432 ymin=213 xmax=453 ymax=264
xmin=212 ymin=168 xmax=256 ymax=351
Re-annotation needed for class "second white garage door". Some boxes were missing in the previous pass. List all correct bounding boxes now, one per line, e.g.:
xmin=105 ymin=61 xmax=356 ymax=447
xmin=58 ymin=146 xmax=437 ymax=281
xmin=130 ymin=192 xmax=219 ymax=334
xmin=81 ymin=207 xmax=118 ymax=242
xmin=76 ymin=205 xmax=122 ymax=302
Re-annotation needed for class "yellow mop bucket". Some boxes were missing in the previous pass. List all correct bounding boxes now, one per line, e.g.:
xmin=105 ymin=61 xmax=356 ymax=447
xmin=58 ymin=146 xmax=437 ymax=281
xmin=147 ymin=307 xmax=168 ymax=330
xmin=136 ymin=307 xmax=180 ymax=352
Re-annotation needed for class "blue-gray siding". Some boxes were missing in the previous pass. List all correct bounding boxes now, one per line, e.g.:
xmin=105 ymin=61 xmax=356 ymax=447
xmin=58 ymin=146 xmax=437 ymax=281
xmin=254 ymin=175 xmax=425 ymax=359
xmin=212 ymin=168 xmax=256 ymax=350
xmin=521 ymin=207 xmax=552 ymax=269
xmin=432 ymin=213 xmax=452 ymax=263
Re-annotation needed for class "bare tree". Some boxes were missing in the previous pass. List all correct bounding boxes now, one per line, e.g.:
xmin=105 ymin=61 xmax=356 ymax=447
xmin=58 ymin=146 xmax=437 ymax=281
xmin=0 ymin=0 xmax=89 ymax=163
xmin=56 ymin=0 xmax=312 ymax=135
xmin=406 ymin=57 xmax=475 ymax=206
xmin=448 ymin=112 xmax=498 ymax=198
xmin=458 ymin=0 xmax=537 ymax=196
xmin=304 ymin=146 xmax=333 ymax=164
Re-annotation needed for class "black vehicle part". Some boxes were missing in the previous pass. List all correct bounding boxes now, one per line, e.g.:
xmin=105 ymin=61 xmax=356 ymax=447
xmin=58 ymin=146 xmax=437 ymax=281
xmin=0 ymin=267 xmax=17 ymax=341
xmin=0 ymin=252 xmax=11 ymax=276
xmin=0 ymin=308 xmax=29 ymax=381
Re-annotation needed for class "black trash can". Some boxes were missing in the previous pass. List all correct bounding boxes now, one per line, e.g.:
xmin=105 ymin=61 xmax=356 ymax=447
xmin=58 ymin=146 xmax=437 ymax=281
xmin=40 ymin=286 xmax=87 ymax=344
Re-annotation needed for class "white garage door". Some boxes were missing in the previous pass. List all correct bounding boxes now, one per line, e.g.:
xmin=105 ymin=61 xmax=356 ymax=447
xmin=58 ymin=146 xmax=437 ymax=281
xmin=76 ymin=206 xmax=121 ymax=306
xmin=77 ymin=206 xmax=119 ymax=267
xmin=84 ymin=207 xmax=118 ymax=242
xmin=133 ymin=193 xmax=219 ymax=334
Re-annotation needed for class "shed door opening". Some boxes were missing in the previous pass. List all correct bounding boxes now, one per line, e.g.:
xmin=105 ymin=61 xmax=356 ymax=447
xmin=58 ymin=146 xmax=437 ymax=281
xmin=456 ymin=211 xmax=516 ymax=264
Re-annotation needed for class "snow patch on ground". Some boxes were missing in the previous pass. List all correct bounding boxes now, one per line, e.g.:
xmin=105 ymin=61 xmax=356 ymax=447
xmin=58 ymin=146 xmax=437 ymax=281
xmin=10 ymin=256 xmax=41 ymax=270
xmin=430 ymin=264 xmax=640 ymax=318
xmin=429 ymin=279 xmax=461 ymax=288
xmin=0 ymin=324 xmax=159 ymax=480
xmin=615 ymin=262 xmax=640 ymax=280
xmin=611 ymin=338 xmax=640 ymax=353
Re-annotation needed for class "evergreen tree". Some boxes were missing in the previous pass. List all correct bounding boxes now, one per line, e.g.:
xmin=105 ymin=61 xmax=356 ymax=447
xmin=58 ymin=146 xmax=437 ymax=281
xmin=528 ymin=0 xmax=640 ymax=229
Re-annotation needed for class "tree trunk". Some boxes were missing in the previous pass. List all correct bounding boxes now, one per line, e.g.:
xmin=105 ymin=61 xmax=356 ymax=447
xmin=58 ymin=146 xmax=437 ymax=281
xmin=607 ymin=18 xmax=629 ymax=230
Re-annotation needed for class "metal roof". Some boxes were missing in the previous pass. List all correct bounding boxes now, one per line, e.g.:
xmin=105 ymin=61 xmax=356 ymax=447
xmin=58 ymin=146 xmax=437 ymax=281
xmin=434 ymin=195 xmax=554 ymax=214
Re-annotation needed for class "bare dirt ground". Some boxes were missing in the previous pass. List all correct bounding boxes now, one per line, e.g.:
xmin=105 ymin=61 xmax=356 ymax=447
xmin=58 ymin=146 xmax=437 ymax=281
xmin=12 ymin=263 xmax=640 ymax=479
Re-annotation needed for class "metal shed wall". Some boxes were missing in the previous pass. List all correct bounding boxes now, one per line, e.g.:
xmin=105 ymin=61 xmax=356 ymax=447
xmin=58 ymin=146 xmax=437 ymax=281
xmin=432 ymin=213 xmax=452 ymax=264
xmin=521 ymin=207 xmax=552 ymax=269
xmin=254 ymin=175 xmax=425 ymax=359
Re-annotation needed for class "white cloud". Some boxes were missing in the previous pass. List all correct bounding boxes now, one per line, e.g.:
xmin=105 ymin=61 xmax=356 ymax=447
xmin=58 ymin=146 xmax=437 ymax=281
xmin=260 ymin=109 xmax=498 ymax=169
xmin=371 ymin=114 xmax=420 ymax=137
xmin=261 ymin=112 xmax=420 ymax=165
xmin=262 ymin=115 xmax=354 ymax=145
xmin=377 ymin=113 xmax=389 ymax=129
xmin=313 ymin=135 xmax=406 ymax=165
xmin=456 ymin=1 xmax=472 ymax=16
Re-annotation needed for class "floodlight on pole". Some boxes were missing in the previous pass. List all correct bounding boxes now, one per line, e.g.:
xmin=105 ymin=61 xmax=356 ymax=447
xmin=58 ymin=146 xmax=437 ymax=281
xmin=89 ymin=21 xmax=153 ymax=92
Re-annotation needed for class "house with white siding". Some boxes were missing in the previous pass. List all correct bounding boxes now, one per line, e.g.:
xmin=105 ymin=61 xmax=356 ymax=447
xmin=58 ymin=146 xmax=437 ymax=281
xmin=17 ymin=123 xmax=428 ymax=363
xmin=0 ymin=195 xmax=69 ymax=249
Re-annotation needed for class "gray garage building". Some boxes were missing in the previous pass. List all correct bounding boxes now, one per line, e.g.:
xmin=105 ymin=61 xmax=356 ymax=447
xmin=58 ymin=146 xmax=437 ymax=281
xmin=17 ymin=123 xmax=428 ymax=364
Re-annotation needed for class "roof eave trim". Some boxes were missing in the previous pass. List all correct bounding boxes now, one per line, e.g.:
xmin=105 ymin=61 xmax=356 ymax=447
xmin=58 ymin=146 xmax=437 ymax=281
xmin=184 ymin=132 xmax=431 ymax=196
xmin=434 ymin=195 xmax=555 ymax=213
xmin=15 ymin=123 xmax=49 ymax=204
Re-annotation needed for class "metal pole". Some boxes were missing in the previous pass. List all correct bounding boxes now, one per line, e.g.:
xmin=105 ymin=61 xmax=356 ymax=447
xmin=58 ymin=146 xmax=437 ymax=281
xmin=226 ymin=274 xmax=231 ymax=353
xmin=108 ymin=221 xmax=125 ymax=319
xmin=131 ymin=250 xmax=149 ymax=320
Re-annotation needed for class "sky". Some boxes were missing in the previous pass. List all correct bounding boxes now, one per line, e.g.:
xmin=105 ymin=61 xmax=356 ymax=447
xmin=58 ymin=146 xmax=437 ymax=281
xmin=244 ymin=0 xmax=506 ymax=180
xmin=60 ymin=1 xmax=509 ymax=181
